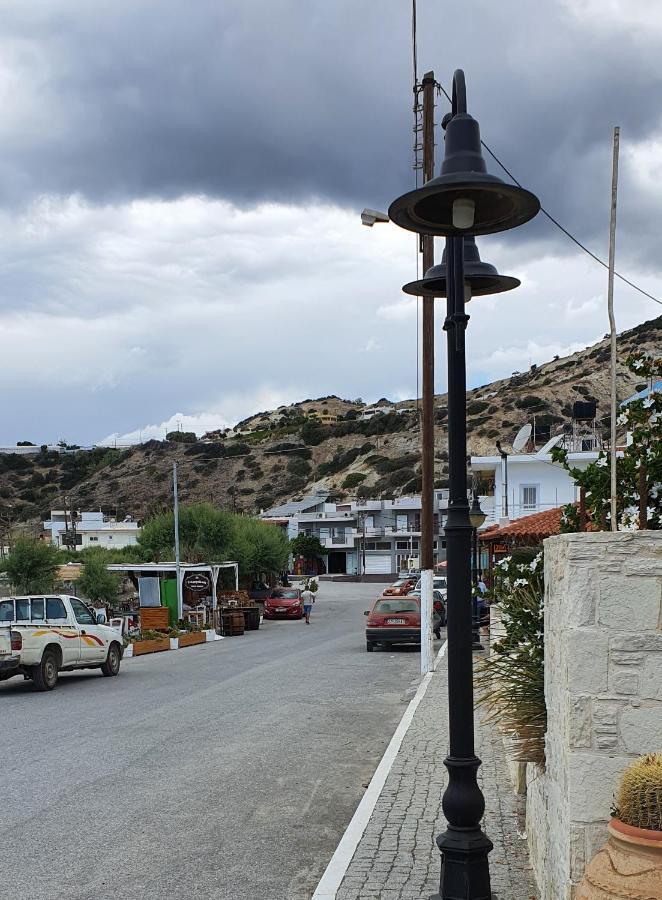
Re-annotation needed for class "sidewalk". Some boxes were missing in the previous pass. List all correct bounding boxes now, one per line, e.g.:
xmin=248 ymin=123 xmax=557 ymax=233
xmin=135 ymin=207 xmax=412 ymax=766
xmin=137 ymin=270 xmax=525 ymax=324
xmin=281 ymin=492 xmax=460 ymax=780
xmin=317 ymin=650 xmax=538 ymax=899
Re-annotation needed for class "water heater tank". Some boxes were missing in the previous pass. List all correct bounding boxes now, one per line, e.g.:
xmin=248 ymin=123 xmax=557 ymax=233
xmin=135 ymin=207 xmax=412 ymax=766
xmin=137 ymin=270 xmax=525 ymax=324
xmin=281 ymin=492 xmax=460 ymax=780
xmin=572 ymin=400 xmax=597 ymax=420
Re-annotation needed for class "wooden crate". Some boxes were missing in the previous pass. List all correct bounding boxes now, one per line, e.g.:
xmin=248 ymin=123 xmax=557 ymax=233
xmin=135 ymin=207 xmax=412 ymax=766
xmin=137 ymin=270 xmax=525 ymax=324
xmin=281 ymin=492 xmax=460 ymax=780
xmin=140 ymin=607 xmax=170 ymax=631
xmin=178 ymin=632 xmax=206 ymax=648
xmin=132 ymin=638 xmax=171 ymax=656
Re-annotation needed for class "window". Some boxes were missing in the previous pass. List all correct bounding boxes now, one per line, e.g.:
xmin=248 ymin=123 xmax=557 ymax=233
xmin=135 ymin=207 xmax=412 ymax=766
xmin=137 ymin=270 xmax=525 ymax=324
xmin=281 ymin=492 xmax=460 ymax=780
xmin=396 ymin=514 xmax=408 ymax=532
xmin=89 ymin=536 xmax=99 ymax=542
xmin=31 ymin=598 xmax=45 ymax=621
xmin=521 ymin=485 xmax=538 ymax=512
xmin=46 ymin=598 xmax=67 ymax=621
xmin=373 ymin=598 xmax=419 ymax=614
xmin=70 ymin=598 xmax=95 ymax=625
xmin=15 ymin=599 xmax=30 ymax=621
xmin=0 ymin=600 xmax=13 ymax=622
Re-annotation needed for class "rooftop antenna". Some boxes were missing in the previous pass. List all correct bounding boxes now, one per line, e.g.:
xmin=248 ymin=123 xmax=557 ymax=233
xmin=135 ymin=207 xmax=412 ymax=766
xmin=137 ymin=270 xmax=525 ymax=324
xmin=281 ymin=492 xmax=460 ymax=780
xmin=512 ymin=424 xmax=532 ymax=453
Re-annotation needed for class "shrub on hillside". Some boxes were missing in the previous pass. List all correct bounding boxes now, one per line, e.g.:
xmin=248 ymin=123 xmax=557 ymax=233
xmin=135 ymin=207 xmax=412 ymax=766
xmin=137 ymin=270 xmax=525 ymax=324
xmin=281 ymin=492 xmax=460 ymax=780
xmin=342 ymin=472 xmax=366 ymax=489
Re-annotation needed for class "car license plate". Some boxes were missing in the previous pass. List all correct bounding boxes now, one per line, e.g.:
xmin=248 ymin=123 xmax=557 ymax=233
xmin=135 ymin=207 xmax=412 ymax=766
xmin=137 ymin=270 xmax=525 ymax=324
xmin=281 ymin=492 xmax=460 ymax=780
xmin=387 ymin=618 xmax=406 ymax=625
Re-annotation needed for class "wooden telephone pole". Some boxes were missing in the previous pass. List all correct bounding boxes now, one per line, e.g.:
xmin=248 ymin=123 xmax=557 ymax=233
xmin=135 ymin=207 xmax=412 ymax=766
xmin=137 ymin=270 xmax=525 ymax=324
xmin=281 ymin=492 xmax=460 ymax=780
xmin=420 ymin=71 xmax=435 ymax=674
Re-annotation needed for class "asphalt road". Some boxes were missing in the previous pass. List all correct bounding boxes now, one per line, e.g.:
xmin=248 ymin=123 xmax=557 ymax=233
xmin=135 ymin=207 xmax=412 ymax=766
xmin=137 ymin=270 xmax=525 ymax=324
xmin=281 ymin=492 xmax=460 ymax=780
xmin=0 ymin=582 xmax=427 ymax=900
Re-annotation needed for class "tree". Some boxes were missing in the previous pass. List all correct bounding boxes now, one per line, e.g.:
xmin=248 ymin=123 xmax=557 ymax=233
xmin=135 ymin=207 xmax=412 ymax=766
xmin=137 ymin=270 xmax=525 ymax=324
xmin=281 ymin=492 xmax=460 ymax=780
xmin=77 ymin=551 xmax=120 ymax=605
xmin=552 ymin=353 xmax=661 ymax=531
xmin=232 ymin=517 xmax=289 ymax=580
xmin=289 ymin=533 xmax=325 ymax=559
xmin=2 ymin=537 xmax=61 ymax=593
xmin=139 ymin=503 xmax=235 ymax=562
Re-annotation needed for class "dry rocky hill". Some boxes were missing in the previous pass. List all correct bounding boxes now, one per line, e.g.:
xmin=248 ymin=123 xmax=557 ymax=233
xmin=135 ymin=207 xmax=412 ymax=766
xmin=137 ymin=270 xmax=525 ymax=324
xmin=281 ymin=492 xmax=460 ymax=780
xmin=4 ymin=315 xmax=660 ymax=529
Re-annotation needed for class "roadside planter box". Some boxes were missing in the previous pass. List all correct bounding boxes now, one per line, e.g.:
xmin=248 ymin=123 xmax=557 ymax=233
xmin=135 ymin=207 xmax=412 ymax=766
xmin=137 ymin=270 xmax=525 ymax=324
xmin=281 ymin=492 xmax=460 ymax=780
xmin=177 ymin=632 xmax=206 ymax=649
xmin=132 ymin=637 xmax=171 ymax=656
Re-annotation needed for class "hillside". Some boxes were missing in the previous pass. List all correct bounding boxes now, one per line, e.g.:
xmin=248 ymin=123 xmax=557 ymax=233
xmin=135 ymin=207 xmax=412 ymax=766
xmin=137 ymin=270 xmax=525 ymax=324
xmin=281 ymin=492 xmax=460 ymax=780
xmin=3 ymin=315 xmax=660 ymax=528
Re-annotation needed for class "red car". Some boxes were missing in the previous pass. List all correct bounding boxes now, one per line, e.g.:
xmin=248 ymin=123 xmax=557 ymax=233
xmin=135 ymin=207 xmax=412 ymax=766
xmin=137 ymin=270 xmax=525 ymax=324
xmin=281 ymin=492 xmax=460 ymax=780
xmin=364 ymin=595 xmax=421 ymax=652
xmin=263 ymin=588 xmax=304 ymax=620
xmin=382 ymin=577 xmax=416 ymax=597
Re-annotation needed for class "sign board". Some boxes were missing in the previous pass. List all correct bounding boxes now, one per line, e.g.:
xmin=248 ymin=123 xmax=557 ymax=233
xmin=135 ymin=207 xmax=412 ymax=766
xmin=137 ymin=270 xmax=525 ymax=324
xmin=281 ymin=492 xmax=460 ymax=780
xmin=184 ymin=573 xmax=210 ymax=592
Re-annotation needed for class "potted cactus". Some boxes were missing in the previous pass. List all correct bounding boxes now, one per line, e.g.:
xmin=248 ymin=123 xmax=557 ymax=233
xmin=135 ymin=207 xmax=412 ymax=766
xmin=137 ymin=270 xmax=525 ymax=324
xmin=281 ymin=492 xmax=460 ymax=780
xmin=578 ymin=753 xmax=662 ymax=898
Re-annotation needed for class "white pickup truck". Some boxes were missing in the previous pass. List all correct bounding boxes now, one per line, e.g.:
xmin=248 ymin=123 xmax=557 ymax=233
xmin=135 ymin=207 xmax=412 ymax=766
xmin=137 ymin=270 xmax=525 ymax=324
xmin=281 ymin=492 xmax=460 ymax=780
xmin=0 ymin=595 xmax=123 ymax=691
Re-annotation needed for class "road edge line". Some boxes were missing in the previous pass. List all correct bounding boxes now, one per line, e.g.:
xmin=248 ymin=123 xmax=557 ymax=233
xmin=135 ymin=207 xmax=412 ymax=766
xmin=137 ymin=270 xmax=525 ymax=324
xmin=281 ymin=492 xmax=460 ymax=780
xmin=311 ymin=639 xmax=448 ymax=900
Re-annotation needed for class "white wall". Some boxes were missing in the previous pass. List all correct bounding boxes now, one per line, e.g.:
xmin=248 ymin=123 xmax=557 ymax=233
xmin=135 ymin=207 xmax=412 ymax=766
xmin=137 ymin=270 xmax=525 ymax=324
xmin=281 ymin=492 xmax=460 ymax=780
xmin=486 ymin=455 xmax=596 ymax=519
xmin=527 ymin=532 xmax=662 ymax=899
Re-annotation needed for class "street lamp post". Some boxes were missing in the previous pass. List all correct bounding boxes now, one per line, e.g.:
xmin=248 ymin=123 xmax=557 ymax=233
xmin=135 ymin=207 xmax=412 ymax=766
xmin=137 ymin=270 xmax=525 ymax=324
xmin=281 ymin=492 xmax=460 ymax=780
xmin=469 ymin=493 xmax=487 ymax=651
xmin=388 ymin=69 xmax=539 ymax=898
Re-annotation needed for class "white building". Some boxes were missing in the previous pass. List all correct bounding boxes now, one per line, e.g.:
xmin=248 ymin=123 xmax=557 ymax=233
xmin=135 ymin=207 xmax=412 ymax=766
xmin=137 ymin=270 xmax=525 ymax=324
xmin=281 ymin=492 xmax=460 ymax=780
xmin=262 ymin=492 xmax=449 ymax=575
xmin=471 ymin=450 xmax=602 ymax=524
xmin=43 ymin=510 xmax=141 ymax=551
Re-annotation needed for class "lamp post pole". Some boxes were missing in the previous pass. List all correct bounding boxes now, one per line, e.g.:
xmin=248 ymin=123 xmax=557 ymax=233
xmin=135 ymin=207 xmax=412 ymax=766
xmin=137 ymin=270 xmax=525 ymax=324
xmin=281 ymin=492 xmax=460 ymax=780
xmin=436 ymin=230 xmax=493 ymax=896
xmin=387 ymin=68 xmax=539 ymax=898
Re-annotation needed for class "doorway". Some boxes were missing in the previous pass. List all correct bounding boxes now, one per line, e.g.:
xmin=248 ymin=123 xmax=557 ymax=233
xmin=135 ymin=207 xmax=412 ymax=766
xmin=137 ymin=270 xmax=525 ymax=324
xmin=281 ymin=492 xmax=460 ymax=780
xmin=327 ymin=551 xmax=347 ymax=574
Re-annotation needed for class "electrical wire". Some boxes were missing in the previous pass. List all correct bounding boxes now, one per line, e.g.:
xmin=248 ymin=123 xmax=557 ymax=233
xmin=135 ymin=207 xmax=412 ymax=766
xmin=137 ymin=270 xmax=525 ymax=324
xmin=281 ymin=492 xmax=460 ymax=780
xmin=435 ymin=83 xmax=662 ymax=308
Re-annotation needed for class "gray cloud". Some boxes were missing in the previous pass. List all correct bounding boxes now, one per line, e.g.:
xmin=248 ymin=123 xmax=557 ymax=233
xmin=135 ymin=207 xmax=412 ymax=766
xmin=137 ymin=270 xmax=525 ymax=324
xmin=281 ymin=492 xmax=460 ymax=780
xmin=1 ymin=1 xmax=662 ymax=262
xmin=0 ymin=1 xmax=661 ymax=445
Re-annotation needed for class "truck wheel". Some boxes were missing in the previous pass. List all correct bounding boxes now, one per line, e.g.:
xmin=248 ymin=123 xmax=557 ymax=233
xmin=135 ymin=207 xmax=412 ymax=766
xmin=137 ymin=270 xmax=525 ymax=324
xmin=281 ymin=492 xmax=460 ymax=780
xmin=101 ymin=643 xmax=121 ymax=677
xmin=366 ymin=641 xmax=374 ymax=652
xmin=32 ymin=649 xmax=59 ymax=691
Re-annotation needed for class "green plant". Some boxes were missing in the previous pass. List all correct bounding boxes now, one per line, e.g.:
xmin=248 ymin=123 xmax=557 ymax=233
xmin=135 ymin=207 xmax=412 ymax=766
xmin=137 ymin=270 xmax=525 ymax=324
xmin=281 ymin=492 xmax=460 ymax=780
xmin=77 ymin=552 xmax=120 ymax=604
xmin=475 ymin=552 xmax=546 ymax=765
xmin=552 ymin=353 xmax=661 ymax=531
xmin=2 ymin=537 xmax=62 ymax=594
xmin=166 ymin=430 xmax=197 ymax=443
xmin=614 ymin=753 xmax=662 ymax=831
xmin=289 ymin=533 xmax=325 ymax=559
xmin=342 ymin=472 xmax=366 ymax=489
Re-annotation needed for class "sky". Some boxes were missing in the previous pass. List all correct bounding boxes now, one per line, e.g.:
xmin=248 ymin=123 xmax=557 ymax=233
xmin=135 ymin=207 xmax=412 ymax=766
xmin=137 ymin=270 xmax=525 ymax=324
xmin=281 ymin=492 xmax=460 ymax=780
xmin=0 ymin=0 xmax=661 ymax=445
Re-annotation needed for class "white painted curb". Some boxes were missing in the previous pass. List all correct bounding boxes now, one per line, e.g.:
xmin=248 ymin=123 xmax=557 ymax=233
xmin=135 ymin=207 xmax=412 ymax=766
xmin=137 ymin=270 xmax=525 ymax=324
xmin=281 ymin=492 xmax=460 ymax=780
xmin=312 ymin=640 xmax=448 ymax=900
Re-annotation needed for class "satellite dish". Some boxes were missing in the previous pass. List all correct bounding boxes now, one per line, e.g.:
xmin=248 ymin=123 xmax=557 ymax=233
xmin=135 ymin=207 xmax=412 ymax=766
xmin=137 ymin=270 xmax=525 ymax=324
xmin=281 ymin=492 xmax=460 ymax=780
xmin=512 ymin=424 xmax=532 ymax=453
xmin=536 ymin=433 xmax=564 ymax=456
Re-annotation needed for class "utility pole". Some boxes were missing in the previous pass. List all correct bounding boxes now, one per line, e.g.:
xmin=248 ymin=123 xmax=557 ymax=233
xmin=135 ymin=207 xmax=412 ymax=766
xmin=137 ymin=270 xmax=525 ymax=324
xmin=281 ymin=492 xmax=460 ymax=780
xmin=607 ymin=126 xmax=620 ymax=532
xmin=420 ymin=70 xmax=436 ymax=676
xmin=173 ymin=462 xmax=183 ymax=619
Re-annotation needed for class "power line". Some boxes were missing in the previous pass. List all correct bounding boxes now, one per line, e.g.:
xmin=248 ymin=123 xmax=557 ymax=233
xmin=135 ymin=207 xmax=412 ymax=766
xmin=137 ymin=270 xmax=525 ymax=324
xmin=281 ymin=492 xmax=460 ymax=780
xmin=435 ymin=83 xmax=662 ymax=308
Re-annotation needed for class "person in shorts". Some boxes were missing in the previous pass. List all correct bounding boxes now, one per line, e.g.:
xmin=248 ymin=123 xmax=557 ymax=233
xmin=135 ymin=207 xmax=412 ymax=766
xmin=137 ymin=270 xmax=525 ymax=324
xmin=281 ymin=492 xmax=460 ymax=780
xmin=301 ymin=587 xmax=315 ymax=624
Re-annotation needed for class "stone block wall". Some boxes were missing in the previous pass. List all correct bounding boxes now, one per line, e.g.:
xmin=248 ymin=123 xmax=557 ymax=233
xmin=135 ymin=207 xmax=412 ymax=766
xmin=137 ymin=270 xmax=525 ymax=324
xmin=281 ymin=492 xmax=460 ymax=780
xmin=526 ymin=532 xmax=662 ymax=899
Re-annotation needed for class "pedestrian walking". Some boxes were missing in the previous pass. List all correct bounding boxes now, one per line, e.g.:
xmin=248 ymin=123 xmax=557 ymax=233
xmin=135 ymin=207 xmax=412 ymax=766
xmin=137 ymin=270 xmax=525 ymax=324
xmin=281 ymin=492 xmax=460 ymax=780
xmin=301 ymin=586 xmax=315 ymax=624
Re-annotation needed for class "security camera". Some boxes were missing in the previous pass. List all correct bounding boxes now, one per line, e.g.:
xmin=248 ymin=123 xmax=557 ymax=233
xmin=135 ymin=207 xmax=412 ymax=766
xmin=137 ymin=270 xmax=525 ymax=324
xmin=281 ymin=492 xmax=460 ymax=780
xmin=361 ymin=208 xmax=389 ymax=227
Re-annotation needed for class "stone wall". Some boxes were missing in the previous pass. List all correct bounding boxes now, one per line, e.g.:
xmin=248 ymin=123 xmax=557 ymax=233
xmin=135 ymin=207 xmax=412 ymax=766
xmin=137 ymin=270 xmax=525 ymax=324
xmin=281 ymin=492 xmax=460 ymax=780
xmin=526 ymin=531 xmax=662 ymax=899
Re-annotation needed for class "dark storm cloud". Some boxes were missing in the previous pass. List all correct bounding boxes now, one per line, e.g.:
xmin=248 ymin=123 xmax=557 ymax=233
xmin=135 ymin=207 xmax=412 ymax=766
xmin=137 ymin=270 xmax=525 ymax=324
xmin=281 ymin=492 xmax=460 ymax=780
xmin=3 ymin=0 xmax=662 ymax=265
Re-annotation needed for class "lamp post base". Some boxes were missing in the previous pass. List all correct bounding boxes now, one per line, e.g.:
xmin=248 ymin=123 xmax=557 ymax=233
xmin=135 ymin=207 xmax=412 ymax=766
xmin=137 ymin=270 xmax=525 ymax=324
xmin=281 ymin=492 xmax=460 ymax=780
xmin=432 ymin=825 xmax=494 ymax=900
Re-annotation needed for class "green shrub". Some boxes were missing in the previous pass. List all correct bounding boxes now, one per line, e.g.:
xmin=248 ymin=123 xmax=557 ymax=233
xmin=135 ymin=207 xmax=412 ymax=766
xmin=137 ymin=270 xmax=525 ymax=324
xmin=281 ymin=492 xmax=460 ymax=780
xmin=342 ymin=472 xmax=366 ymax=489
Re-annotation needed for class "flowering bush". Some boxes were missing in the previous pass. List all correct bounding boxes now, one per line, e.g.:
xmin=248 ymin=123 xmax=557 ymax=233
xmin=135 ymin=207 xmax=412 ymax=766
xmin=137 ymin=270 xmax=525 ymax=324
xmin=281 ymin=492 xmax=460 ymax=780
xmin=552 ymin=353 xmax=661 ymax=531
xmin=475 ymin=551 xmax=546 ymax=765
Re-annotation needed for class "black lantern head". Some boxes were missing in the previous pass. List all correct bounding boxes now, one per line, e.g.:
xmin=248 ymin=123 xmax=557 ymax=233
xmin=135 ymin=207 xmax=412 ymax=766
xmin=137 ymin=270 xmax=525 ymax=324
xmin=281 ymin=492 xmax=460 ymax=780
xmin=389 ymin=71 xmax=540 ymax=237
xmin=402 ymin=237 xmax=520 ymax=297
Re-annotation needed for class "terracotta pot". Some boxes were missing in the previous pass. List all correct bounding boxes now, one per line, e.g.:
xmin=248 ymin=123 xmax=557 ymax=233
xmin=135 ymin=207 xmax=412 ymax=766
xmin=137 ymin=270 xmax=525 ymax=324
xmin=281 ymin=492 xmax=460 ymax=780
xmin=577 ymin=817 xmax=662 ymax=899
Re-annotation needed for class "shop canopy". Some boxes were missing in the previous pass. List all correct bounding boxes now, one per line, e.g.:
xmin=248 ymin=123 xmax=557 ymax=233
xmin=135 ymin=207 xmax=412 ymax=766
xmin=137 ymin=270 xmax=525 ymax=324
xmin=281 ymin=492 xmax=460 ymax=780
xmin=107 ymin=562 xmax=239 ymax=619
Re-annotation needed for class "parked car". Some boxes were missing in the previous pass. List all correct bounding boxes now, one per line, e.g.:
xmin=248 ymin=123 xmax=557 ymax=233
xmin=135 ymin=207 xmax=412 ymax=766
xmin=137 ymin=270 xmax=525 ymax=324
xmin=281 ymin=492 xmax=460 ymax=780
xmin=364 ymin=595 xmax=420 ymax=651
xmin=263 ymin=589 xmax=304 ymax=620
xmin=414 ymin=575 xmax=447 ymax=594
xmin=382 ymin=577 xmax=417 ymax=597
xmin=0 ymin=595 xmax=124 ymax=691
xmin=405 ymin=588 xmax=446 ymax=634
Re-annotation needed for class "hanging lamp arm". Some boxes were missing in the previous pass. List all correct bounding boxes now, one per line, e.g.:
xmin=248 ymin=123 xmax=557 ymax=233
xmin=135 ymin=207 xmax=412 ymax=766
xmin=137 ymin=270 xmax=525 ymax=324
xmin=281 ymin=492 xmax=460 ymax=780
xmin=452 ymin=69 xmax=467 ymax=117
